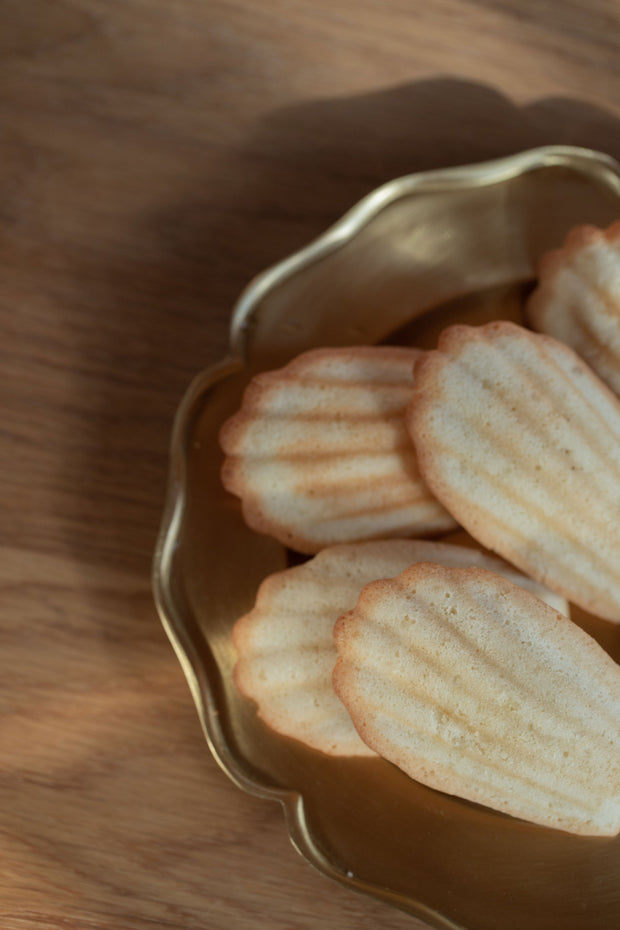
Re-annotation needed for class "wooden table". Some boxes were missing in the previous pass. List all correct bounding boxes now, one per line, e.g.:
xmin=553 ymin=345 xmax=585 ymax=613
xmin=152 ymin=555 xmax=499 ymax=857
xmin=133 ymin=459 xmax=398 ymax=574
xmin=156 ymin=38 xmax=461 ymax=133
xmin=3 ymin=3 xmax=620 ymax=928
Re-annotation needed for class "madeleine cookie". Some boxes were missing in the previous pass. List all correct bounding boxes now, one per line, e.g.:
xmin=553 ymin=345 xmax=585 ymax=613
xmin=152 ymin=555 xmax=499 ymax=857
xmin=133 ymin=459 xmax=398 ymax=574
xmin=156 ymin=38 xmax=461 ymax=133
xmin=220 ymin=346 xmax=456 ymax=554
xmin=333 ymin=563 xmax=620 ymax=835
xmin=233 ymin=539 xmax=568 ymax=756
xmin=527 ymin=222 xmax=620 ymax=395
xmin=407 ymin=320 xmax=620 ymax=622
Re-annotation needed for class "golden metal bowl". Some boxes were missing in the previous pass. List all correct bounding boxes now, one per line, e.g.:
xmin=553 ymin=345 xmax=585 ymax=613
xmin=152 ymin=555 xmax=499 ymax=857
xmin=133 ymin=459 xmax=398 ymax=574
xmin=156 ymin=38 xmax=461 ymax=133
xmin=153 ymin=146 xmax=620 ymax=930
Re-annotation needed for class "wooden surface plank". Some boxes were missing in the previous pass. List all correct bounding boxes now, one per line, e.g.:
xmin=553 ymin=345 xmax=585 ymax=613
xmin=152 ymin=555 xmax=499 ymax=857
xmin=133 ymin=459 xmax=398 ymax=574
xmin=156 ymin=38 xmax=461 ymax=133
xmin=3 ymin=2 xmax=620 ymax=928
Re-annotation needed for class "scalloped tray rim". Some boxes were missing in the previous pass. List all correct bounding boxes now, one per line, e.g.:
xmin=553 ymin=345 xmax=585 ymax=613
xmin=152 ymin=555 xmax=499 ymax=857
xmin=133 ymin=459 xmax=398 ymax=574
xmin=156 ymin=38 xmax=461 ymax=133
xmin=152 ymin=144 xmax=620 ymax=930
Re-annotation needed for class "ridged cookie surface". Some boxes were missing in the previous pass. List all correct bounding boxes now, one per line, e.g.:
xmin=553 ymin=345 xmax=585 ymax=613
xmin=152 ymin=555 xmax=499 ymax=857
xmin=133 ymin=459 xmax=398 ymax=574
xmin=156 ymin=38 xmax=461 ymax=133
xmin=233 ymin=540 xmax=568 ymax=756
xmin=527 ymin=222 xmax=620 ymax=396
xmin=220 ymin=346 xmax=456 ymax=554
xmin=407 ymin=320 xmax=620 ymax=622
xmin=333 ymin=563 xmax=620 ymax=835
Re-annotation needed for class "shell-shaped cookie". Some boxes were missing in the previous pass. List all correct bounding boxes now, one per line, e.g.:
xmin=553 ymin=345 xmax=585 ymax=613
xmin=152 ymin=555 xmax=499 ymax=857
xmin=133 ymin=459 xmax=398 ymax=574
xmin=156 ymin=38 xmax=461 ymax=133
xmin=527 ymin=222 xmax=620 ymax=396
xmin=233 ymin=540 xmax=568 ymax=757
xmin=407 ymin=320 xmax=620 ymax=622
xmin=333 ymin=563 xmax=620 ymax=835
xmin=220 ymin=346 xmax=456 ymax=554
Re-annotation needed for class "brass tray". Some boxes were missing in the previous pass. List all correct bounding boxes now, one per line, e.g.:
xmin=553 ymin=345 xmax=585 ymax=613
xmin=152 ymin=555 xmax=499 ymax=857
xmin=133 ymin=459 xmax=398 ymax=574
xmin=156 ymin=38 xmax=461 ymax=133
xmin=153 ymin=146 xmax=620 ymax=930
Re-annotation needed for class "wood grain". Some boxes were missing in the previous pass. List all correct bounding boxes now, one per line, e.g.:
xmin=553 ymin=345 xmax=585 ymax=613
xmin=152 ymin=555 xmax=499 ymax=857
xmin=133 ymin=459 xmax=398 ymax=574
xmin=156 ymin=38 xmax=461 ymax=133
xmin=2 ymin=1 xmax=620 ymax=928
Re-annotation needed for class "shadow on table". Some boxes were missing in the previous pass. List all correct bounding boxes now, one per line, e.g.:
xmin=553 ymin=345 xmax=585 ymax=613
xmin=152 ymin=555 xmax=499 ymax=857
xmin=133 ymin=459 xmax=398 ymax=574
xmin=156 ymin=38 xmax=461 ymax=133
xmin=187 ymin=77 xmax=620 ymax=299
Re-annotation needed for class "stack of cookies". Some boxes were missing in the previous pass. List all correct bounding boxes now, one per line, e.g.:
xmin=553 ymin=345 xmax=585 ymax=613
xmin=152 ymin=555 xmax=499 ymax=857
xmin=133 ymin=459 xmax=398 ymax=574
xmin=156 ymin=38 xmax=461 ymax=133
xmin=219 ymin=221 xmax=620 ymax=837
